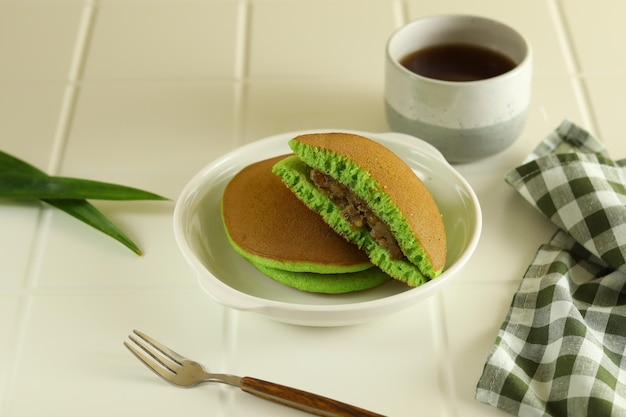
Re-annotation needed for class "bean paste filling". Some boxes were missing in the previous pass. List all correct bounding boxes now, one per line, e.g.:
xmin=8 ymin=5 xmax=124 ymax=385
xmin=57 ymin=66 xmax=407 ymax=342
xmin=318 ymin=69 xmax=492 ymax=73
xmin=310 ymin=168 xmax=405 ymax=260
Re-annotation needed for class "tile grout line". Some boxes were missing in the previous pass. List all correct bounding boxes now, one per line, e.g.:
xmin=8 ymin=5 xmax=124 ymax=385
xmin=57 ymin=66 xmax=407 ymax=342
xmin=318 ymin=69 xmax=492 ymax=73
xmin=429 ymin=293 xmax=458 ymax=417
xmin=547 ymin=0 xmax=599 ymax=135
xmin=232 ymin=0 xmax=251 ymax=146
xmin=0 ymin=3 xmax=99 ymax=416
xmin=49 ymin=0 xmax=98 ymax=174
xmin=217 ymin=308 xmax=240 ymax=417
xmin=394 ymin=0 xmax=408 ymax=28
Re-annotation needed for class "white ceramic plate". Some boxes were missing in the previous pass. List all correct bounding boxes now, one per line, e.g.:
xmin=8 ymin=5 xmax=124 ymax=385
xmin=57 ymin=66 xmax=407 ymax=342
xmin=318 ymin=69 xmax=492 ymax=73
xmin=173 ymin=130 xmax=481 ymax=326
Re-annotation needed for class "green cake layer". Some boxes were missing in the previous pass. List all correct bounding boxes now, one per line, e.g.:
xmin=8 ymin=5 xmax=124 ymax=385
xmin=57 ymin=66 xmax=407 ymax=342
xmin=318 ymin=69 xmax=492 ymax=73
xmin=247 ymin=259 xmax=391 ymax=294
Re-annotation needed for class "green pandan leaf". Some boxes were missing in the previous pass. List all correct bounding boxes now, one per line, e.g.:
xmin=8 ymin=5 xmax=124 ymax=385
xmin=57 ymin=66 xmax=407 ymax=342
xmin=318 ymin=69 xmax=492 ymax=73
xmin=0 ymin=150 xmax=167 ymax=255
xmin=0 ymin=174 xmax=167 ymax=201
xmin=45 ymin=198 xmax=143 ymax=255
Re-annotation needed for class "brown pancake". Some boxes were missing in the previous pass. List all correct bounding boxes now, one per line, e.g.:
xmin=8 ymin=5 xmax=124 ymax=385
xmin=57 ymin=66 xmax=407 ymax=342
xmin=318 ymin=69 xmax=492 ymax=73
xmin=221 ymin=155 xmax=371 ymax=272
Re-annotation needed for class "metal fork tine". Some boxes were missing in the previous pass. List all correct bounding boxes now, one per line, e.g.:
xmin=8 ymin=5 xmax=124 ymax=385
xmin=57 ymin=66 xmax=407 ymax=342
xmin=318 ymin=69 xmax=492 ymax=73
xmin=123 ymin=339 xmax=180 ymax=384
xmin=131 ymin=329 xmax=186 ymax=362
xmin=125 ymin=330 xmax=193 ymax=385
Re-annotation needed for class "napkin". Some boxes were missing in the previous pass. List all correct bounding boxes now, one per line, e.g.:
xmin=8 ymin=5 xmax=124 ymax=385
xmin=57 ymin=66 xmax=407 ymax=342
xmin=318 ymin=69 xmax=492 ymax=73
xmin=476 ymin=120 xmax=626 ymax=417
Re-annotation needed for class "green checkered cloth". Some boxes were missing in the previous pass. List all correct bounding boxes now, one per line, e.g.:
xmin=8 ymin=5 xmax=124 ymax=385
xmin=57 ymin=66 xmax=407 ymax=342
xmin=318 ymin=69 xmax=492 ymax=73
xmin=476 ymin=120 xmax=626 ymax=417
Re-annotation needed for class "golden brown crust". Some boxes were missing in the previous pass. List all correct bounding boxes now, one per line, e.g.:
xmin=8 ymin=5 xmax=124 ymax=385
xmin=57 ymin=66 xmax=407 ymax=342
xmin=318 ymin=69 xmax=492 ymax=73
xmin=293 ymin=133 xmax=447 ymax=272
xmin=222 ymin=154 xmax=370 ymax=267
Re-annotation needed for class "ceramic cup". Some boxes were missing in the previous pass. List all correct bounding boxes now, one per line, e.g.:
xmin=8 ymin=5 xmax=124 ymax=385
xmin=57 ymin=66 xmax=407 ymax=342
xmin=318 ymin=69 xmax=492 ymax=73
xmin=384 ymin=15 xmax=532 ymax=163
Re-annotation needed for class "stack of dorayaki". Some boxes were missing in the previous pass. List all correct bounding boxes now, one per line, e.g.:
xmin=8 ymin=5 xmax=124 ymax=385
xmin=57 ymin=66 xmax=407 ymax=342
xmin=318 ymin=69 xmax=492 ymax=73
xmin=221 ymin=133 xmax=446 ymax=294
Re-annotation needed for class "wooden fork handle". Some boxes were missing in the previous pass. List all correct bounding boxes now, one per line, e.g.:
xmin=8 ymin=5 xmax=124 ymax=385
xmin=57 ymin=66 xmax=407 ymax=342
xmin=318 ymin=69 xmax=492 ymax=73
xmin=240 ymin=376 xmax=386 ymax=417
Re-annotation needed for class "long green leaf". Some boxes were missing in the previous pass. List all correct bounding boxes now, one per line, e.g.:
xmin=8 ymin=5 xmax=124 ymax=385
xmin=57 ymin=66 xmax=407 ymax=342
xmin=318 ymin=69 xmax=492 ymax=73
xmin=44 ymin=198 xmax=142 ymax=255
xmin=0 ymin=174 xmax=167 ymax=200
xmin=0 ymin=150 xmax=165 ymax=255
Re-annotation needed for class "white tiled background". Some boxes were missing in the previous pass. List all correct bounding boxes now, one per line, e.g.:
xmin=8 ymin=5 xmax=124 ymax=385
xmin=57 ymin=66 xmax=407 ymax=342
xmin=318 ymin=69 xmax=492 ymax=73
xmin=0 ymin=1 xmax=624 ymax=416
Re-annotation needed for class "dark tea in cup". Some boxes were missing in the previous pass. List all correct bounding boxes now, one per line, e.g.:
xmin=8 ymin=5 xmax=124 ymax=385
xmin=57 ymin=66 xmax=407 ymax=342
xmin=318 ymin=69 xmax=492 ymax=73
xmin=400 ymin=43 xmax=517 ymax=82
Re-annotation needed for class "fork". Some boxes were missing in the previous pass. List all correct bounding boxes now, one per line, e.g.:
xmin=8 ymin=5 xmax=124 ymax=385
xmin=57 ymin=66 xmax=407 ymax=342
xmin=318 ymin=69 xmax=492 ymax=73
xmin=124 ymin=329 xmax=386 ymax=417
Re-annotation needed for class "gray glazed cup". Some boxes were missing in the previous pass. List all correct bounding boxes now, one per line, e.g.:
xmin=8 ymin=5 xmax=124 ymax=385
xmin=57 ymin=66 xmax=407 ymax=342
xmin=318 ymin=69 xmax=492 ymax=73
xmin=385 ymin=15 xmax=532 ymax=163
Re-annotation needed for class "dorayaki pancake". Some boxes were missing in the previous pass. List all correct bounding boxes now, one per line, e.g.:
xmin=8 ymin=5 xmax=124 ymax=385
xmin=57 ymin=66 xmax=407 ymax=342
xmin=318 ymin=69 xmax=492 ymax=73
xmin=221 ymin=155 xmax=372 ymax=273
xmin=272 ymin=133 xmax=447 ymax=287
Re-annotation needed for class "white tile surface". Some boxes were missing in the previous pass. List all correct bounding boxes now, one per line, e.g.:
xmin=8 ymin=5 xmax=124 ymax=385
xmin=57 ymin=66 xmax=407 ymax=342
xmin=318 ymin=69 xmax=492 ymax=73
xmin=0 ymin=82 xmax=66 ymax=169
xmin=583 ymin=76 xmax=626 ymax=149
xmin=560 ymin=0 xmax=626 ymax=74
xmin=0 ymin=4 xmax=84 ymax=80
xmin=1 ymin=0 xmax=622 ymax=416
xmin=4 ymin=290 xmax=226 ymax=417
xmin=83 ymin=2 xmax=241 ymax=80
xmin=242 ymin=78 xmax=387 ymax=142
xmin=247 ymin=0 xmax=397 ymax=79
xmin=0 ymin=204 xmax=40 ymax=290
xmin=0 ymin=296 xmax=21 ymax=404
xmin=232 ymin=300 xmax=447 ymax=417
